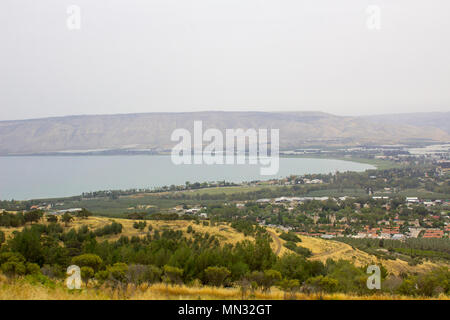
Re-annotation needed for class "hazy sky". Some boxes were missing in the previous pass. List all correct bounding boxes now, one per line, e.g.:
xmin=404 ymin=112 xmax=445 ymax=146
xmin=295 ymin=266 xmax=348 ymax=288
xmin=1 ymin=0 xmax=449 ymax=120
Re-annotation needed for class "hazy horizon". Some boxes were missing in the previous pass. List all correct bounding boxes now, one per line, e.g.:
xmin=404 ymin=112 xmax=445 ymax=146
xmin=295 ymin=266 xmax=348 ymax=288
xmin=1 ymin=0 xmax=449 ymax=121
xmin=2 ymin=109 xmax=450 ymax=123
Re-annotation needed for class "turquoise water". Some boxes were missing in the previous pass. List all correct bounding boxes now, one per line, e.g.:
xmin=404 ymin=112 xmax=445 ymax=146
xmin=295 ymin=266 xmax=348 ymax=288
xmin=0 ymin=156 xmax=374 ymax=200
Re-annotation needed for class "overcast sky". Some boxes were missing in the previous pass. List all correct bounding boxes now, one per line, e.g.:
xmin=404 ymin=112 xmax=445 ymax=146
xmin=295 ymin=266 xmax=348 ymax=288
xmin=0 ymin=0 xmax=449 ymax=120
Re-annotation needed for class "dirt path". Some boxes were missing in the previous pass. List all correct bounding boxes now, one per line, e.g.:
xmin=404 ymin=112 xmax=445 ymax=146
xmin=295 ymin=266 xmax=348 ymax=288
xmin=267 ymin=230 xmax=282 ymax=255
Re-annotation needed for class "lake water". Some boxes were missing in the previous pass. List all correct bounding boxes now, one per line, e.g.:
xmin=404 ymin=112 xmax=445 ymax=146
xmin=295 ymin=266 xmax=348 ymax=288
xmin=0 ymin=156 xmax=374 ymax=200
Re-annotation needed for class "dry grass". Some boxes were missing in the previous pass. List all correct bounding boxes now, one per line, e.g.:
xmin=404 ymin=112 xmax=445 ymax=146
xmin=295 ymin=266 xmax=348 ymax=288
xmin=0 ymin=276 xmax=448 ymax=300
xmin=295 ymin=233 xmax=442 ymax=275
xmin=265 ymin=228 xmax=447 ymax=275
xmin=0 ymin=216 xmax=254 ymax=245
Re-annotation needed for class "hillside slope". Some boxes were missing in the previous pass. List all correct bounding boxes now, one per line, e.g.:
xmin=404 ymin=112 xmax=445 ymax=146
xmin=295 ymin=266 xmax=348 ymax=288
xmin=268 ymin=228 xmax=444 ymax=275
xmin=1 ymin=111 xmax=449 ymax=155
xmin=1 ymin=216 xmax=447 ymax=277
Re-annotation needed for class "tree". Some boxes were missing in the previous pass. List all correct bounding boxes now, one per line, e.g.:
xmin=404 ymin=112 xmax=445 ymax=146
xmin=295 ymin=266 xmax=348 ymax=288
xmin=204 ymin=266 xmax=231 ymax=287
xmin=71 ymin=254 xmax=103 ymax=272
xmin=1 ymin=261 xmax=26 ymax=277
xmin=133 ymin=221 xmax=147 ymax=231
xmin=8 ymin=227 xmax=44 ymax=264
xmin=0 ymin=230 xmax=5 ymax=245
xmin=46 ymin=215 xmax=58 ymax=223
xmin=24 ymin=210 xmax=43 ymax=224
xmin=163 ymin=265 xmax=183 ymax=285
xmin=415 ymin=267 xmax=450 ymax=296
xmin=107 ymin=263 xmax=129 ymax=284
xmin=145 ymin=265 xmax=162 ymax=283
xmin=397 ymin=277 xmax=418 ymax=296
xmin=126 ymin=264 xmax=162 ymax=285
xmin=0 ymin=252 xmax=27 ymax=278
xmin=248 ymin=270 xmax=265 ymax=289
xmin=81 ymin=266 xmax=94 ymax=285
xmin=261 ymin=269 xmax=282 ymax=292
xmin=306 ymin=275 xmax=339 ymax=293
xmin=76 ymin=209 xmax=92 ymax=219
xmin=277 ymin=278 xmax=300 ymax=300
xmin=26 ymin=262 xmax=41 ymax=275
xmin=61 ymin=213 xmax=73 ymax=226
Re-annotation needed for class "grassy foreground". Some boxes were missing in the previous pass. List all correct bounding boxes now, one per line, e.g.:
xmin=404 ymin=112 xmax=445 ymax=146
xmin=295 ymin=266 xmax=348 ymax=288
xmin=0 ymin=274 xmax=448 ymax=300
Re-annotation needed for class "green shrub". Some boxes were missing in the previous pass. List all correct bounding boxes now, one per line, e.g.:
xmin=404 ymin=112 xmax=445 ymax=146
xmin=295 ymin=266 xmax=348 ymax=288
xmin=279 ymin=232 xmax=301 ymax=243
xmin=163 ymin=265 xmax=183 ymax=284
xmin=71 ymin=254 xmax=103 ymax=272
xmin=81 ymin=266 xmax=95 ymax=284
xmin=204 ymin=266 xmax=231 ymax=287
xmin=26 ymin=262 xmax=41 ymax=275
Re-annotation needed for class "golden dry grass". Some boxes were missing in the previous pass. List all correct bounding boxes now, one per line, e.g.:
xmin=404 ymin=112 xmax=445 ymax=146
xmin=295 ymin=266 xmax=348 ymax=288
xmin=268 ymin=229 xmax=445 ymax=275
xmin=0 ymin=216 xmax=255 ymax=245
xmin=0 ymin=275 xmax=448 ymax=300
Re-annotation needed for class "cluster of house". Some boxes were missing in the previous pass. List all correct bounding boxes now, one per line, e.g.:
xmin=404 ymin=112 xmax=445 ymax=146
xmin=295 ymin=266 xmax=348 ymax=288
xmin=355 ymin=226 xmax=405 ymax=240
xmin=422 ymin=229 xmax=445 ymax=239
xmin=172 ymin=205 xmax=208 ymax=218
xmin=255 ymin=196 xmax=340 ymax=205
xmin=46 ymin=208 xmax=83 ymax=216
xmin=30 ymin=204 xmax=53 ymax=210
xmin=253 ymin=177 xmax=323 ymax=186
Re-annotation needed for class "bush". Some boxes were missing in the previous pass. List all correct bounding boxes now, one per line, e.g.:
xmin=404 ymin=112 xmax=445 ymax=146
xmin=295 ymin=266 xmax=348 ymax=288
xmin=0 ymin=252 xmax=25 ymax=265
xmin=279 ymin=232 xmax=301 ymax=243
xmin=94 ymin=222 xmax=123 ymax=236
xmin=81 ymin=266 xmax=95 ymax=284
xmin=163 ymin=265 xmax=183 ymax=284
xmin=46 ymin=215 xmax=58 ymax=223
xmin=23 ymin=273 xmax=56 ymax=288
xmin=146 ymin=265 xmax=163 ymax=283
xmin=416 ymin=267 xmax=450 ymax=296
xmin=95 ymin=270 xmax=110 ymax=283
xmin=61 ymin=212 xmax=73 ymax=225
xmin=24 ymin=210 xmax=43 ymax=224
xmin=125 ymin=264 xmax=162 ymax=285
xmin=306 ymin=275 xmax=339 ymax=293
xmin=204 ymin=266 xmax=231 ymax=287
xmin=1 ymin=261 xmax=26 ymax=277
xmin=26 ymin=262 xmax=41 ymax=275
xmin=41 ymin=264 xmax=64 ymax=279
xmin=133 ymin=221 xmax=147 ymax=231
xmin=283 ymin=242 xmax=312 ymax=257
xmin=397 ymin=277 xmax=418 ymax=296
xmin=262 ymin=269 xmax=282 ymax=292
xmin=76 ymin=209 xmax=93 ymax=219
xmin=107 ymin=263 xmax=129 ymax=284
xmin=277 ymin=278 xmax=300 ymax=299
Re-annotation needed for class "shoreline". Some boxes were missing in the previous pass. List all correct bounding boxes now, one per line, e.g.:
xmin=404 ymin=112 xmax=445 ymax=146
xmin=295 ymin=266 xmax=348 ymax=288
xmin=0 ymin=156 xmax=381 ymax=202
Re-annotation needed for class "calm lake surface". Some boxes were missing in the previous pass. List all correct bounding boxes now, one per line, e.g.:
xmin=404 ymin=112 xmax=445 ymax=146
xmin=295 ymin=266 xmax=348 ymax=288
xmin=0 ymin=156 xmax=374 ymax=200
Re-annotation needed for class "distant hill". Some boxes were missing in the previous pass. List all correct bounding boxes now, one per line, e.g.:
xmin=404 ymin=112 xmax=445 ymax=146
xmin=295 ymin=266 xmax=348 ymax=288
xmin=362 ymin=112 xmax=450 ymax=134
xmin=0 ymin=111 xmax=449 ymax=155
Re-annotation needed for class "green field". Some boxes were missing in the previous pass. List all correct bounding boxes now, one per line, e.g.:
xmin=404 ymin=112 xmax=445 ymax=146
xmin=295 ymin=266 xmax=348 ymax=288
xmin=281 ymin=154 xmax=400 ymax=170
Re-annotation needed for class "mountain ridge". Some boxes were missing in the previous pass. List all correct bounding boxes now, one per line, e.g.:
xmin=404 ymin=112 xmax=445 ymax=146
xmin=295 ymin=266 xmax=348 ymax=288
xmin=0 ymin=111 xmax=449 ymax=155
